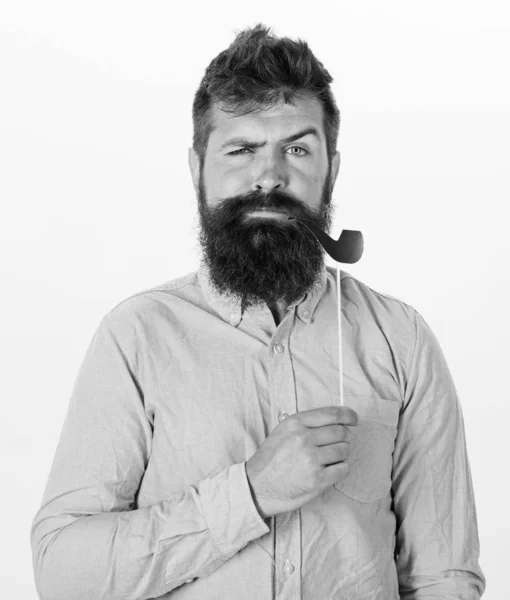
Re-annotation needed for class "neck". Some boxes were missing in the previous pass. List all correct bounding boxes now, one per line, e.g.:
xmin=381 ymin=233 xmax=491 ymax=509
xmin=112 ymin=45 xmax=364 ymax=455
xmin=268 ymin=301 xmax=287 ymax=326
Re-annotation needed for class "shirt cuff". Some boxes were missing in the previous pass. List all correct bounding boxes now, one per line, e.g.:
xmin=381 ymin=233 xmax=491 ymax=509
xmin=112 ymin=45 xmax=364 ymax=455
xmin=198 ymin=461 xmax=270 ymax=559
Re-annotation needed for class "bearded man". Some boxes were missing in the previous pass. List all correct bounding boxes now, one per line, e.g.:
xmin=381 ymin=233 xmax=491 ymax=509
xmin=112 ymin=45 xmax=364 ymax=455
xmin=31 ymin=23 xmax=486 ymax=600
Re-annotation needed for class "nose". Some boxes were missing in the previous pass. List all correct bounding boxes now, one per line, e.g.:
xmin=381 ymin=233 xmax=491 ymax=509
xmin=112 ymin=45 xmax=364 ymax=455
xmin=254 ymin=179 xmax=283 ymax=193
xmin=252 ymin=159 xmax=287 ymax=193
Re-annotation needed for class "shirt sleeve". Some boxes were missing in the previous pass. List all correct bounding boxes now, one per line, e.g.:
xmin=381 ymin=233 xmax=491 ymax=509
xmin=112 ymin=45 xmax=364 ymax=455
xmin=392 ymin=309 xmax=486 ymax=599
xmin=30 ymin=313 xmax=270 ymax=600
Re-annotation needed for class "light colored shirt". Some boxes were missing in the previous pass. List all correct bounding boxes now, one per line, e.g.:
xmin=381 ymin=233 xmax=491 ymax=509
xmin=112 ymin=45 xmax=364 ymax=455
xmin=31 ymin=262 xmax=486 ymax=599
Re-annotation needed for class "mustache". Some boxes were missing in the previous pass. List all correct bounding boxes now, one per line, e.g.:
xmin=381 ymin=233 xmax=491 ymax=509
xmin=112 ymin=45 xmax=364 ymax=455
xmin=226 ymin=190 xmax=306 ymax=216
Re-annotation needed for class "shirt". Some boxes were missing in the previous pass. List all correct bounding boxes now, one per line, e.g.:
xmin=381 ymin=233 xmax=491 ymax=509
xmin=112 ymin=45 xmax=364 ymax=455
xmin=30 ymin=261 xmax=486 ymax=599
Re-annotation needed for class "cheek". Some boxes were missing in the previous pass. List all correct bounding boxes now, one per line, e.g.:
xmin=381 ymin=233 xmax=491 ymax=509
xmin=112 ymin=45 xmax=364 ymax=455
xmin=205 ymin=165 xmax=242 ymax=200
xmin=295 ymin=169 xmax=323 ymax=195
xmin=219 ymin=161 xmax=257 ymax=189
xmin=293 ymin=159 xmax=323 ymax=181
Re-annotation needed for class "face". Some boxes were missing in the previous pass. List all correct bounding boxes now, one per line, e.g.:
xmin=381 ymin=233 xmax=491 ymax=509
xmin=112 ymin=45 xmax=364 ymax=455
xmin=188 ymin=93 xmax=341 ymax=313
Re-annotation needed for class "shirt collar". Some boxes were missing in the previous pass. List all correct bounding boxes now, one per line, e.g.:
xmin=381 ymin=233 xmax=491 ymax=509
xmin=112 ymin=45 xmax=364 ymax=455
xmin=197 ymin=259 xmax=329 ymax=327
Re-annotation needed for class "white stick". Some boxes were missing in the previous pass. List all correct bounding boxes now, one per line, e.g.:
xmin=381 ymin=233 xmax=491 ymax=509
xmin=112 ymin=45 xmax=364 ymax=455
xmin=336 ymin=263 xmax=344 ymax=407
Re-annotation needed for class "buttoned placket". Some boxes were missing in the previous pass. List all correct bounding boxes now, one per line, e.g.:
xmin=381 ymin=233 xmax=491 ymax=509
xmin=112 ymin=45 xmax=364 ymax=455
xmin=269 ymin=319 xmax=301 ymax=599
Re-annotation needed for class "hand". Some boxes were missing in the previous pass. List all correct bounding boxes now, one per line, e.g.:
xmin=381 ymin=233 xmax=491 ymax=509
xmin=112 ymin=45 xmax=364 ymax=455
xmin=245 ymin=405 xmax=359 ymax=518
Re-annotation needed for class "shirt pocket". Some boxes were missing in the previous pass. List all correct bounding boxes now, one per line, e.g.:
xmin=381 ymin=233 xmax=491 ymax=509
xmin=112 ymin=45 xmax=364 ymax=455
xmin=333 ymin=395 xmax=400 ymax=503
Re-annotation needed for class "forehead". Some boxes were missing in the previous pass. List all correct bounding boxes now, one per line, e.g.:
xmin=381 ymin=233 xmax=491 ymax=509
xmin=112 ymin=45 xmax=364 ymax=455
xmin=208 ymin=94 xmax=325 ymax=145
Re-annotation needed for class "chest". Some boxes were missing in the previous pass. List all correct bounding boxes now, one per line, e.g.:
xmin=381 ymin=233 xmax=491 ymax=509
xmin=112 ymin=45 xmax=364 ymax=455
xmin=137 ymin=313 xmax=403 ymax=505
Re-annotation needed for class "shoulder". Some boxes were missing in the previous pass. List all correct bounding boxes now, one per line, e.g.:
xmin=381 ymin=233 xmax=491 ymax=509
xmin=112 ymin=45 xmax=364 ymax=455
xmin=98 ymin=269 xmax=199 ymax=339
xmin=327 ymin=266 xmax=420 ymax=362
xmin=329 ymin=266 xmax=417 ymax=321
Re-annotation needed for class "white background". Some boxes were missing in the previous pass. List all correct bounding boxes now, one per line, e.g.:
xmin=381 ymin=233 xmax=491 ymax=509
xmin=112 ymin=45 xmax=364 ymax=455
xmin=1 ymin=1 xmax=508 ymax=598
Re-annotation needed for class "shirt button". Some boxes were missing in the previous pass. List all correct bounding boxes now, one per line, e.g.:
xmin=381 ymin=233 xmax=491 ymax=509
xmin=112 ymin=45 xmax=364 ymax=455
xmin=302 ymin=309 xmax=310 ymax=317
xmin=278 ymin=411 xmax=289 ymax=423
xmin=274 ymin=343 xmax=284 ymax=354
xmin=284 ymin=559 xmax=295 ymax=575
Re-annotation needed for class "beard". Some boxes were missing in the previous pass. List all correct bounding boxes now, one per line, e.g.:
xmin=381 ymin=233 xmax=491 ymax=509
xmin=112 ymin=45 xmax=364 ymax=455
xmin=195 ymin=161 xmax=336 ymax=313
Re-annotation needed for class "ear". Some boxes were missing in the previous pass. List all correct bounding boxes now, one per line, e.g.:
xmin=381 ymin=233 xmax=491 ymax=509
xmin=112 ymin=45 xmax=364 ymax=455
xmin=331 ymin=150 xmax=341 ymax=187
xmin=188 ymin=147 xmax=200 ymax=194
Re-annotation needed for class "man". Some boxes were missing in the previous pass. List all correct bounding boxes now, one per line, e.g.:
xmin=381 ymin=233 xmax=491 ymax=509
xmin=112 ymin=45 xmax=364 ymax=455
xmin=31 ymin=23 xmax=486 ymax=599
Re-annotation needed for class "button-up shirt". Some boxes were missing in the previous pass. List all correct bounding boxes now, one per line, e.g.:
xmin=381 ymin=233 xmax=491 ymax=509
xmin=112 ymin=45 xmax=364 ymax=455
xmin=31 ymin=261 xmax=486 ymax=599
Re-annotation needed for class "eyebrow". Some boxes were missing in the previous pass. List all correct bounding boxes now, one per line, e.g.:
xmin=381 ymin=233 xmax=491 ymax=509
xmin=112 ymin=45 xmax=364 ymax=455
xmin=219 ymin=126 xmax=321 ymax=151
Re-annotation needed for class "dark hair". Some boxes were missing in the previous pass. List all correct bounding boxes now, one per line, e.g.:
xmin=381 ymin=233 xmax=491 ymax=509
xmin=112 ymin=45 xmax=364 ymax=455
xmin=192 ymin=23 xmax=340 ymax=168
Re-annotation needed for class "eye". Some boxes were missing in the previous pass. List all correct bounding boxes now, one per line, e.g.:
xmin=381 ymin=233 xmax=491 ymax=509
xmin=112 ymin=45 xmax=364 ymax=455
xmin=287 ymin=146 xmax=308 ymax=156
xmin=229 ymin=148 xmax=252 ymax=156
xmin=228 ymin=146 xmax=309 ymax=157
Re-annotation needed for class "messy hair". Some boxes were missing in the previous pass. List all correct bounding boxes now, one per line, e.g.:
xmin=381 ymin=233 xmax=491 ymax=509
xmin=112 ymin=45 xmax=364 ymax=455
xmin=192 ymin=23 xmax=340 ymax=167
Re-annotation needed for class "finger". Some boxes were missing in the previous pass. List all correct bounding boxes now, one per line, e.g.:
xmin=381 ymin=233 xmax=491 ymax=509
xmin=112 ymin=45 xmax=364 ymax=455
xmin=299 ymin=406 xmax=358 ymax=428
xmin=318 ymin=442 xmax=350 ymax=466
xmin=312 ymin=424 xmax=352 ymax=446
